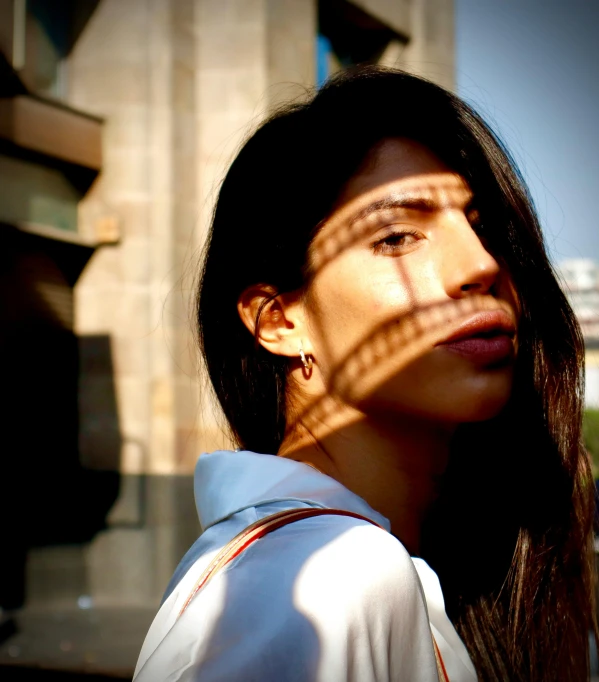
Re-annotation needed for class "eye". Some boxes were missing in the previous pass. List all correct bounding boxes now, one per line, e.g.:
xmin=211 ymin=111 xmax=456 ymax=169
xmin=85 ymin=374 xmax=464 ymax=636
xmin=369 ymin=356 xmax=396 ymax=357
xmin=372 ymin=229 xmax=421 ymax=255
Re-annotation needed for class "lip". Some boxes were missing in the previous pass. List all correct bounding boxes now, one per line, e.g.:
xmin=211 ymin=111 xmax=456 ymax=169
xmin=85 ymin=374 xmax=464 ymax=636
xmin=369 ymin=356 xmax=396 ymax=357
xmin=436 ymin=310 xmax=517 ymax=365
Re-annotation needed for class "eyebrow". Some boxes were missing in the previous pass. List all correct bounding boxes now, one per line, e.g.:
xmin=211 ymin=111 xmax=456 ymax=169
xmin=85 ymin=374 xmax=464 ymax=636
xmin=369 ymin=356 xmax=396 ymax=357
xmin=349 ymin=192 xmax=474 ymax=226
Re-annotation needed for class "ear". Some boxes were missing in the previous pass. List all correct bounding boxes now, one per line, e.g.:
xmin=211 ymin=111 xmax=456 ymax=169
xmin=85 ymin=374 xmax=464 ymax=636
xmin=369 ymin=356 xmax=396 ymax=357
xmin=237 ymin=285 xmax=309 ymax=358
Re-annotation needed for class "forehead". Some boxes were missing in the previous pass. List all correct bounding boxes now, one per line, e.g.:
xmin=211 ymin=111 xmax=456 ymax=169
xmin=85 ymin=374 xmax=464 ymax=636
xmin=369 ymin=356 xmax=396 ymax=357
xmin=336 ymin=137 xmax=472 ymax=209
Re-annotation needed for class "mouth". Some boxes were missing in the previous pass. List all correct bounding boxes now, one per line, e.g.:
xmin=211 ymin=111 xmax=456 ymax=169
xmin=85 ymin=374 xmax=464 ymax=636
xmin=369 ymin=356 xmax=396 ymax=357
xmin=436 ymin=310 xmax=517 ymax=365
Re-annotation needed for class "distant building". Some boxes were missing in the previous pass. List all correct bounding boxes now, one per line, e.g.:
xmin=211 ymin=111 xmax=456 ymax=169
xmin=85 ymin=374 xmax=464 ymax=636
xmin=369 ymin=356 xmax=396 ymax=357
xmin=558 ymin=258 xmax=599 ymax=407
xmin=0 ymin=0 xmax=455 ymax=676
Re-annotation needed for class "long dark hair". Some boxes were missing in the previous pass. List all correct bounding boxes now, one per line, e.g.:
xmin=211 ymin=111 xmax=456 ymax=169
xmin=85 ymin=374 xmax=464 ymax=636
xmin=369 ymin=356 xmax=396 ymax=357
xmin=197 ymin=66 xmax=596 ymax=680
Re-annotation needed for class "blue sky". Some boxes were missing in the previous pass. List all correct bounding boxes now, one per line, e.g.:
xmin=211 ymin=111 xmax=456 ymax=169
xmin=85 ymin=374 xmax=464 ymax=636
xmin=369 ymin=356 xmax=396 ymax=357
xmin=456 ymin=0 xmax=599 ymax=264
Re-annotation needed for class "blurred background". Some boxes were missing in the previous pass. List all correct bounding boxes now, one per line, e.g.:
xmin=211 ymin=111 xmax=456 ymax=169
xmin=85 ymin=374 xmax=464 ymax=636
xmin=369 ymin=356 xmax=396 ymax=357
xmin=0 ymin=0 xmax=596 ymax=679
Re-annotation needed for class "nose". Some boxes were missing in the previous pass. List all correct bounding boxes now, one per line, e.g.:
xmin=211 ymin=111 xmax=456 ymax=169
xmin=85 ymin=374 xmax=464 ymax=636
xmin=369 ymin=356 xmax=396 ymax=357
xmin=441 ymin=213 xmax=500 ymax=299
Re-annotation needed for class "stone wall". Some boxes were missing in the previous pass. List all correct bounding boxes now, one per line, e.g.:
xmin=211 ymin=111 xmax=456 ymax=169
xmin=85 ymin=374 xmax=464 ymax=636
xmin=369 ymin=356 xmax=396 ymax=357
xmin=69 ymin=0 xmax=319 ymax=480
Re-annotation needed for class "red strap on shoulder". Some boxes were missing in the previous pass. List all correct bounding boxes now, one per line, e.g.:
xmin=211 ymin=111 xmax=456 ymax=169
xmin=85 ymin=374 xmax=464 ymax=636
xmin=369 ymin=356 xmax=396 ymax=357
xmin=433 ymin=636 xmax=451 ymax=682
xmin=179 ymin=507 xmax=381 ymax=616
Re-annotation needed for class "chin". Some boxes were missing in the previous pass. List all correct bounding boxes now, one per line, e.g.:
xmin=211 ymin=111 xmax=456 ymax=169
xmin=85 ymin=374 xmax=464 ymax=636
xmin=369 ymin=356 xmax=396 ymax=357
xmin=362 ymin=369 xmax=515 ymax=425
xmin=450 ymin=394 xmax=511 ymax=423
xmin=433 ymin=383 xmax=513 ymax=424
xmin=453 ymin=369 xmax=515 ymax=422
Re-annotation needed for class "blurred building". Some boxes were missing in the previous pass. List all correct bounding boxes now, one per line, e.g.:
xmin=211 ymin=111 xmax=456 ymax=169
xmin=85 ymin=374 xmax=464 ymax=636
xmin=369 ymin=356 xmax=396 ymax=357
xmin=558 ymin=258 xmax=599 ymax=407
xmin=0 ymin=0 xmax=454 ymax=677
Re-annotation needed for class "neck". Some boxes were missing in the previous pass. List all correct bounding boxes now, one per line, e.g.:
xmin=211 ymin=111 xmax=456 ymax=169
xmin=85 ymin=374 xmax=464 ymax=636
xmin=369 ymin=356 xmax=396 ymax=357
xmin=278 ymin=401 xmax=454 ymax=555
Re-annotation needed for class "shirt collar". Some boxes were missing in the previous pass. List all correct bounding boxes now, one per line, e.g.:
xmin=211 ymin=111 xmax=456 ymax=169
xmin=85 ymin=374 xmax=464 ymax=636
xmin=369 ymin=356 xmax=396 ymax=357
xmin=194 ymin=450 xmax=391 ymax=533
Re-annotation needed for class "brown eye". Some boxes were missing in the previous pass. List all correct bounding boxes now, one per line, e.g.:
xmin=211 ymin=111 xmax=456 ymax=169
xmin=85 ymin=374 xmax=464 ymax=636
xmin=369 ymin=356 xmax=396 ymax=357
xmin=372 ymin=230 xmax=420 ymax=255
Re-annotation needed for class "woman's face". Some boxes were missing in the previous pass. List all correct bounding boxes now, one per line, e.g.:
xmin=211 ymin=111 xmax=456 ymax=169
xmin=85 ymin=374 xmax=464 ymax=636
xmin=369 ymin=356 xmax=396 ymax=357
xmin=302 ymin=137 xmax=518 ymax=424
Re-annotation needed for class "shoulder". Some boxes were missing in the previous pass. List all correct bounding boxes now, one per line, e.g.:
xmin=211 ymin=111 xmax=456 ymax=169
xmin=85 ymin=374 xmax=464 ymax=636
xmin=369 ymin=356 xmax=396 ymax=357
xmin=245 ymin=513 xmax=426 ymax=620
xmin=211 ymin=512 xmax=430 ymax=650
xmin=207 ymin=514 xmax=435 ymax=681
xmin=135 ymin=513 xmax=437 ymax=682
xmin=253 ymin=511 xmax=417 ymax=574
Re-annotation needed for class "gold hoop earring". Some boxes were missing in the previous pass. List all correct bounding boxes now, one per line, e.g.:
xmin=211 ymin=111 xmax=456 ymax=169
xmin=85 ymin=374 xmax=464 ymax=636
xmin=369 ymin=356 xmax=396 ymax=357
xmin=299 ymin=343 xmax=313 ymax=371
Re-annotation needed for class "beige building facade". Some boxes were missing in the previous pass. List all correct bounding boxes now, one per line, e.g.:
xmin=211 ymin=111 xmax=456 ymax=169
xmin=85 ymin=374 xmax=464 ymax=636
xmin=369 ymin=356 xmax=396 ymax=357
xmin=558 ymin=258 xmax=599 ymax=407
xmin=71 ymin=0 xmax=454 ymax=479
xmin=0 ymin=0 xmax=453 ymax=674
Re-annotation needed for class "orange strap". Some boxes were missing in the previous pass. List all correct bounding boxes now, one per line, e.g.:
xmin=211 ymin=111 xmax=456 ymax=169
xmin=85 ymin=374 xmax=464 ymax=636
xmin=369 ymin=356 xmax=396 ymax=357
xmin=178 ymin=507 xmax=449 ymax=682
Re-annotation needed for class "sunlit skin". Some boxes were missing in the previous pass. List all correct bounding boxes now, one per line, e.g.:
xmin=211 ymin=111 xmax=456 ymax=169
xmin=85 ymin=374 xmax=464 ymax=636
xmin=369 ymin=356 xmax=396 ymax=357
xmin=238 ymin=138 xmax=519 ymax=554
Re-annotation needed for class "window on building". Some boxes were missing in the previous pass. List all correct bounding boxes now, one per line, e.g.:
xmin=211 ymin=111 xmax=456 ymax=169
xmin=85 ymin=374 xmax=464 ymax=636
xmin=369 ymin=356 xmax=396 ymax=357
xmin=317 ymin=0 xmax=406 ymax=87
xmin=12 ymin=0 xmax=99 ymax=101
xmin=0 ymin=154 xmax=81 ymax=232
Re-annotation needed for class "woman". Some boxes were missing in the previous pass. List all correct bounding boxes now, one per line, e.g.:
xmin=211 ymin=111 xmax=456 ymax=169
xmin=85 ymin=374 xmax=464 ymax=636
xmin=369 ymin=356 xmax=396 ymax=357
xmin=134 ymin=67 xmax=596 ymax=681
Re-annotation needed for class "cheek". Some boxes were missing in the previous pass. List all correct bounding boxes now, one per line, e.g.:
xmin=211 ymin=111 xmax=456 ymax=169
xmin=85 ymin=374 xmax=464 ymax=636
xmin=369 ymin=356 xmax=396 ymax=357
xmin=307 ymin=255 xmax=435 ymax=368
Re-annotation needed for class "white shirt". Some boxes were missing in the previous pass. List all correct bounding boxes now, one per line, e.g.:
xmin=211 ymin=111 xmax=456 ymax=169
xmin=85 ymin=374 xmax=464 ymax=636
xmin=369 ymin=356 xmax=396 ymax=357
xmin=134 ymin=451 xmax=478 ymax=682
